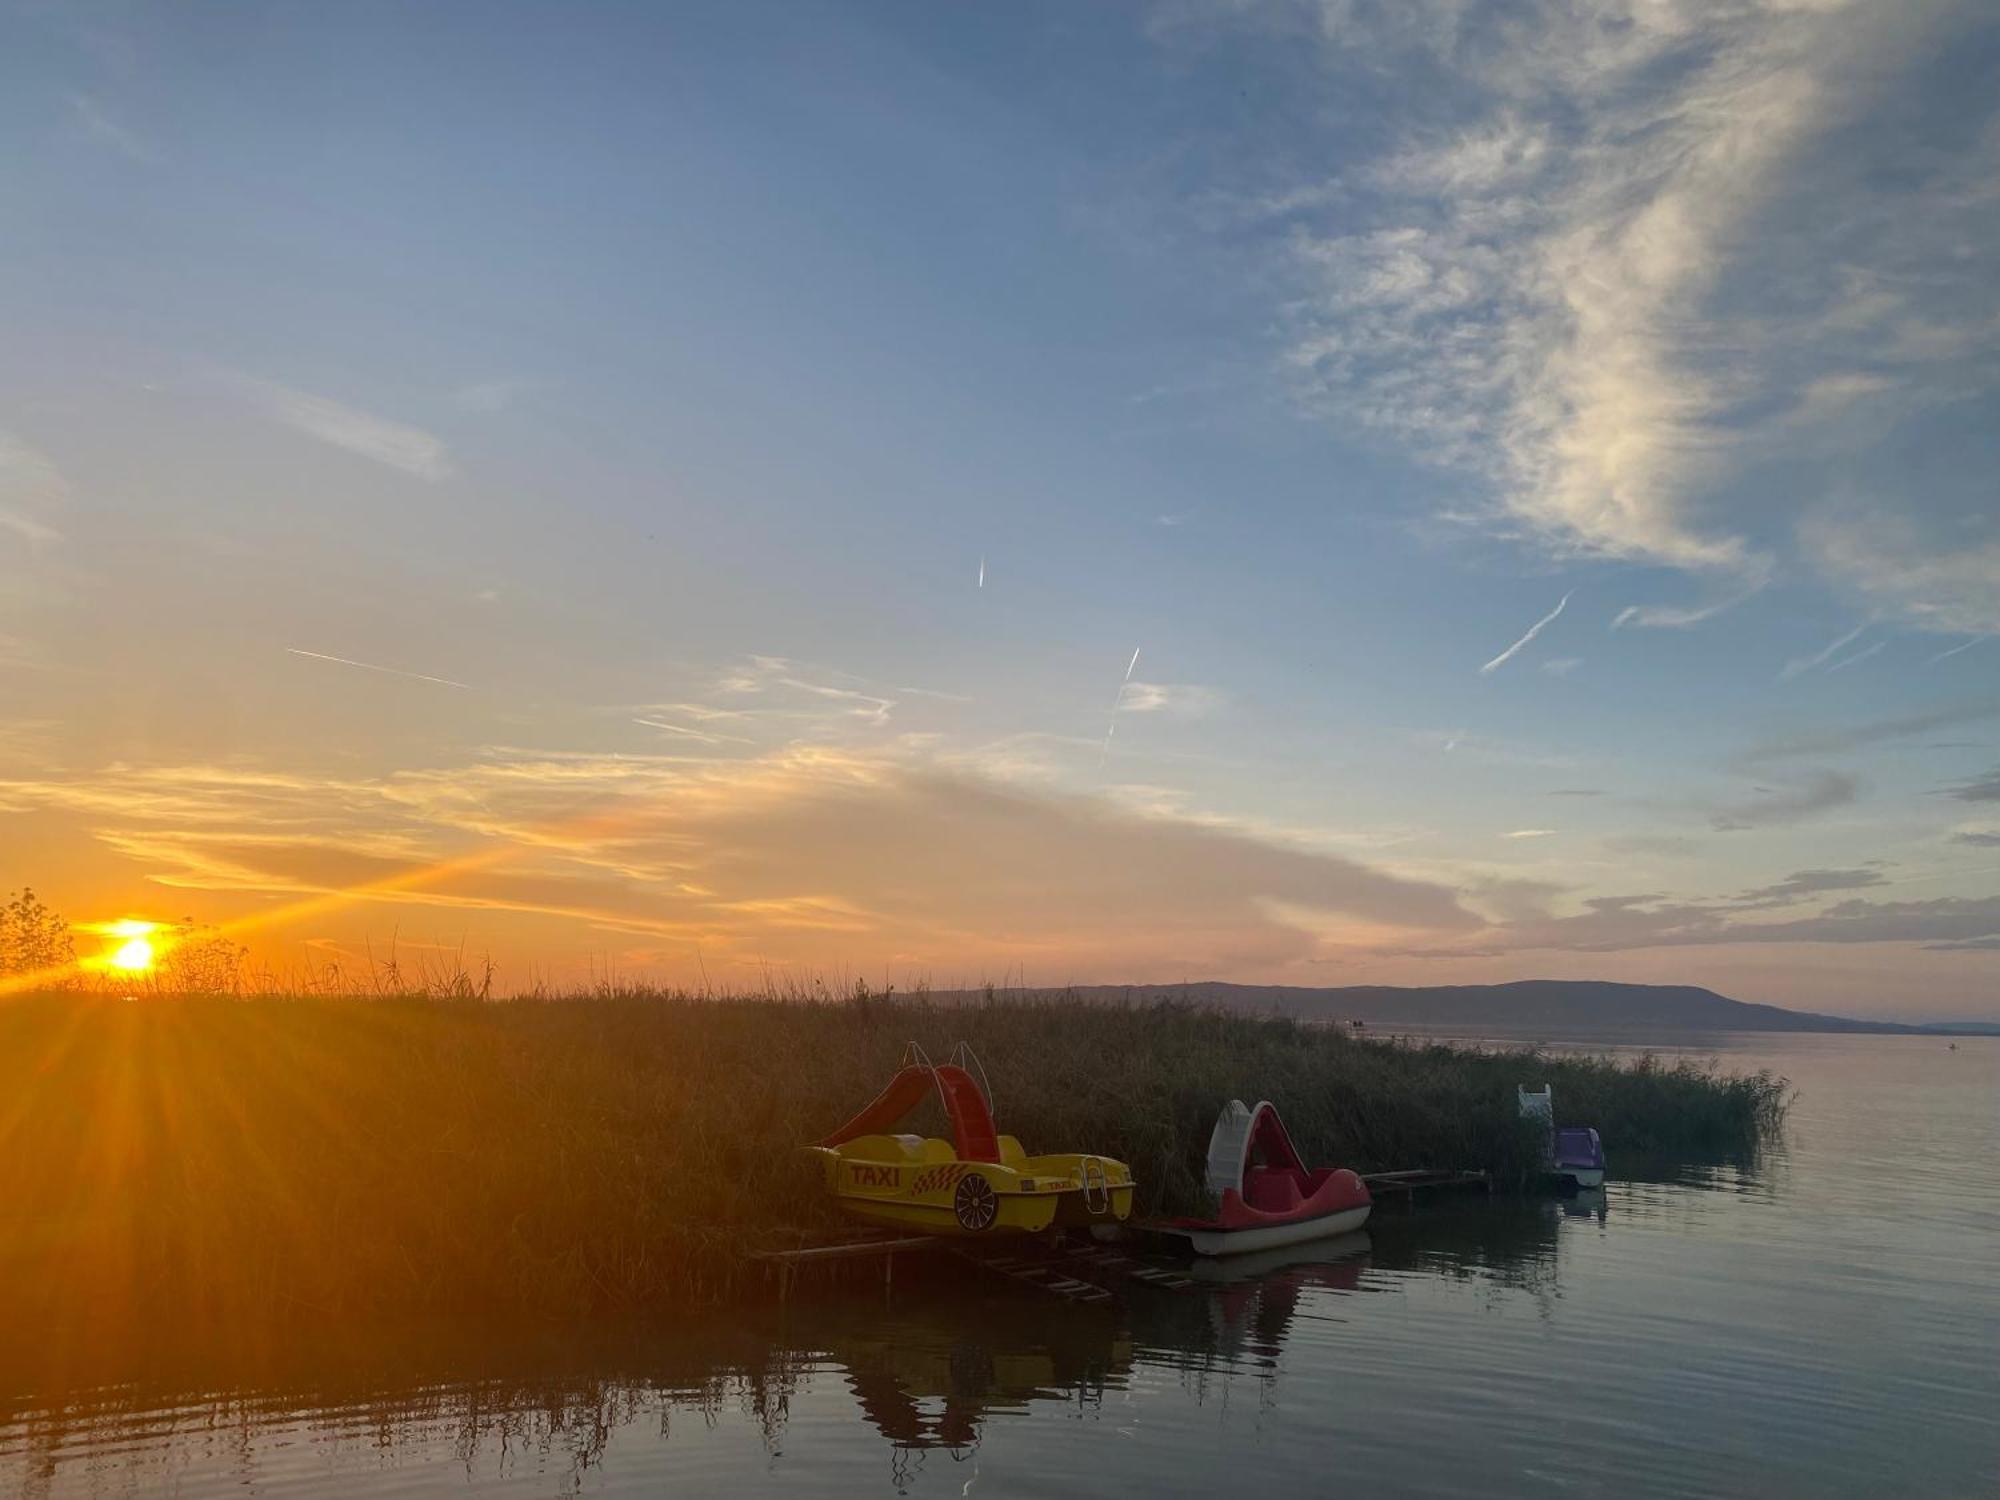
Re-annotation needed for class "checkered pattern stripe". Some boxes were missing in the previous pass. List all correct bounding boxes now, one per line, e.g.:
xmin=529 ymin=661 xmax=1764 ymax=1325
xmin=909 ymin=1163 xmax=972 ymax=1196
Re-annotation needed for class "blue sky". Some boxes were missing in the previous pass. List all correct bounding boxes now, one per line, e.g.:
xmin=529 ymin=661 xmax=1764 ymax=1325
xmin=3 ymin=1 xmax=1997 ymax=1015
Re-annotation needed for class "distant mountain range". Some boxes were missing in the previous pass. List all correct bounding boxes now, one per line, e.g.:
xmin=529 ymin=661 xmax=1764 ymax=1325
xmin=934 ymin=979 xmax=1995 ymax=1036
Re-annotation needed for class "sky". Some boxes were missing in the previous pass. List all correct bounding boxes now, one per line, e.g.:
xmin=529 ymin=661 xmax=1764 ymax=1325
xmin=2 ymin=1 xmax=1997 ymax=1018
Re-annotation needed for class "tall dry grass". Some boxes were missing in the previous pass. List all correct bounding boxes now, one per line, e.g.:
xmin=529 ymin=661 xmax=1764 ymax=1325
xmin=0 ymin=988 xmax=1785 ymax=1322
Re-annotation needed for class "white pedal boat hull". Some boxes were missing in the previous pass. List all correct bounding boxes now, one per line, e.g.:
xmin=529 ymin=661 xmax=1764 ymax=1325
xmin=1182 ymin=1203 xmax=1372 ymax=1258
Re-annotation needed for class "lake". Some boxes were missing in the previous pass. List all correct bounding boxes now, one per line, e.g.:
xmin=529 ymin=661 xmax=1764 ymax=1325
xmin=4 ymin=1033 xmax=1994 ymax=1497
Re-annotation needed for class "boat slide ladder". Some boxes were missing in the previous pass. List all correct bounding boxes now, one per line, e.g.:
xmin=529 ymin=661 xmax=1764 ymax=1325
xmin=1079 ymin=1154 xmax=1109 ymax=1214
xmin=947 ymin=1041 xmax=993 ymax=1117
xmin=898 ymin=1040 xmax=995 ymax=1113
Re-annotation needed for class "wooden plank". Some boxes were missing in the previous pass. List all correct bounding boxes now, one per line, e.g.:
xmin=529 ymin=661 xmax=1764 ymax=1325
xmin=747 ymin=1235 xmax=938 ymax=1264
xmin=950 ymin=1247 xmax=1116 ymax=1304
xmin=1361 ymin=1169 xmax=1488 ymax=1190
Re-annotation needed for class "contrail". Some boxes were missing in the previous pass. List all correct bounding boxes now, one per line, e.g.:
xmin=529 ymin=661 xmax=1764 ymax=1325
xmin=286 ymin=648 xmax=471 ymax=690
xmin=1779 ymin=622 xmax=1866 ymax=681
xmin=1480 ymin=591 xmax=1571 ymax=675
xmin=1823 ymin=638 xmax=1886 ymax=675
xmin=1099 ymin=646 xmax=1141 ymax=766
xmin=1930 ymin=636 xmax=1987 ymax=664
xmin=977 ymin=554 xmax=985 ymax=589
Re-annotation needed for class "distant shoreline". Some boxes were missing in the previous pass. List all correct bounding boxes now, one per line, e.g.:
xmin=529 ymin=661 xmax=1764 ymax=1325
xmin=921 ymin=979 xmax=2000 ymax=1037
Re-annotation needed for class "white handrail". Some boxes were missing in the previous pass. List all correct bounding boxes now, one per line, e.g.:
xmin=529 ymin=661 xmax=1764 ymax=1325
xmin=900 ymin=1040 xmax=941 ymax=1101
xmin=949 ymin=1040 xmax=996 ymax=1118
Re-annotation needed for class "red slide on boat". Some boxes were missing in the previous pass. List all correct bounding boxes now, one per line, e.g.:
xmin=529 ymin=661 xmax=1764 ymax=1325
xmin=817 ymin=1063 xmax=1001 ymax=1164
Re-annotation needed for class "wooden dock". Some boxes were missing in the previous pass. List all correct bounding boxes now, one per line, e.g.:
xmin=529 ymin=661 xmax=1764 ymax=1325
xmin=750 ymin=1167 xmax=1491 ymax=1301
xmin=1360 ymin=1168 xmax=1490 ymax=1197
xmin=953 ymin=1240 xmax=1200 ymax=1303
xmin=747 ymin=1232 xmax=938 ymax=1299
xmin=952 ymin=1246 xmax=1117 ymax=1303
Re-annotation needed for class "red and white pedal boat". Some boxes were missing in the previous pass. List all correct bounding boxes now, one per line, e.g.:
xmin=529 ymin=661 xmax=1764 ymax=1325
xmin=1168 ymin=1099 xmax=1371 ymax=1257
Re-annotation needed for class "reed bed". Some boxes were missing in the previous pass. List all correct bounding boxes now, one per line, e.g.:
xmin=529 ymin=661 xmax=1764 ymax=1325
xmin=0 ymin=988 xmax=1785 ymax=1322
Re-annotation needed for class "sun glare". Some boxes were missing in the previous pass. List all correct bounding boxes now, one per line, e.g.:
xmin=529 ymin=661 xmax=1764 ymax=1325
xmin=109 ymin=937 xmax=155 ymax=972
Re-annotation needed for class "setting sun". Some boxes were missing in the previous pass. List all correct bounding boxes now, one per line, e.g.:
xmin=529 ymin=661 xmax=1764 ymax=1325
xmin=108 ymin=937 xmax=155 ymax=972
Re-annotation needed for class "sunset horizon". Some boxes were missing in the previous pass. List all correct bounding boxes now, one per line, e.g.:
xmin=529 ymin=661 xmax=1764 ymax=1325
xmin=4 ymin=7 xmax=1997 ymax=1497
xmin=6 ymin=1 xmax=1998 ymax=1021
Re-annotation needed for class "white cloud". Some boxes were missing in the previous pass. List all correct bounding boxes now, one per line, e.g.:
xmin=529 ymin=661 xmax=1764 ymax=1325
xmin=1804 ymin=509 xmax=2000 ymax=636
xmin=67 ymin=93 xmax=154 ymax=162
xmin=232 ymin=374 xmax=453 ymax=481
xmin=0 ymin=433 xmax=68 ymax=548
xmin=453 ymin=379 xmax=534 ymax=413
xmin=1117 ymin=681 xmax=1221 ymax=715
xmin=1255 ymin=1 xmax=1997 ymax=626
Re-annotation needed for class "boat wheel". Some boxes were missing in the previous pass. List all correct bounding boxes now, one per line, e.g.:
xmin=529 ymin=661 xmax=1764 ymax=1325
xmin=954 ymin=1173 xmax=998 ymax=1232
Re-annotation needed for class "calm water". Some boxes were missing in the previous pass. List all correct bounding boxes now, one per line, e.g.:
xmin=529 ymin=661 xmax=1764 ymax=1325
xmin=5 ymin=1033 xmax=1996 ymax=1498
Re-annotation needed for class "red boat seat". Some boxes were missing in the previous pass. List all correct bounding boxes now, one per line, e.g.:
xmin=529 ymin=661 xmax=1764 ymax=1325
xmin=1244 ymin=1167 xmax=1306 ymax=1214
xmin=1215 ymin=1166 xmax=1371 ymax=1230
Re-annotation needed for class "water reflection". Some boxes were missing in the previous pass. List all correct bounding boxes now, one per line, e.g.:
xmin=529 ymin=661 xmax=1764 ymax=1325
xmin=8 ymin=1034 xmax=1991 ymax=1498
xmin=807 ymin=1293 xmax=1132 ymax=1459
xmin=1 ymin=1208 xmax=1581 ymax=1497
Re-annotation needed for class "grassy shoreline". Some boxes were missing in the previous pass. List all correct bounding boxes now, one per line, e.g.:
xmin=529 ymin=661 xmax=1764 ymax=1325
xmin=0 ymin=991 xmax=1785 ymax=1322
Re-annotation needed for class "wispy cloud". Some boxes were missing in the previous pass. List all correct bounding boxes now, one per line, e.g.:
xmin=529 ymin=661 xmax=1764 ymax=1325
xmin=1804 ymin=506 xmax=2000 ymax=637
xmin=67 ymin=93 xmax=154 ymax=162
xmin=1611 ymin=579 xmax=1771 ymax=632
xmin=1822 ymin=637 xmax=1886 ymax=675
xmin=1780 ymin=622 xmax=1868 ymax=681
xmin=717 ymin=656 xmax=896 ymax=725
xmin=1479 ymin=590 xmax=1570 ymax=675
xmin=1930 ymin=636 xmax=1989 ymax=664
xmin=1710 ymin=770 xmax=1859 ymax=831
xmin=0 ymin=432 xmax=68 ymax=548
xmin=1504 ymin=828 xmax=1555 ymax=839
xmin=1414 ymin=886 xmax=2000 ymax=956
xmin=1732 ymin=867 xmax=1887 ymax=909
xmin=232 ymin=374 xmax=453 ymax=480
xmin=631 ymin=715 xmax=752 ymax=747
xmin=452 ymin=378 xmax=533 ymax=413
xmin=1237 ymin=2 xmax=1993 ymax=626
xmin=0 ymin=747 xmax=1481 ymax=976
xmin=1117 ymin=681 xmax=1219 ymax=716
xmin=286 ymin=648 xmax=470 ymax=690
xmin=1948 ymin=768 xmax=2000 ymax=804
xmin=1742 ymin=699 xmax=2000 ymax=763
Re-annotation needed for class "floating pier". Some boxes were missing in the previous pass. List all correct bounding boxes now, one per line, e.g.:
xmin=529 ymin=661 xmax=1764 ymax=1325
xmin=1359 ymin=1168 xmax=1491 ymax=1198
xmin=755 ymin=1165 xmax=1493 ymax=1302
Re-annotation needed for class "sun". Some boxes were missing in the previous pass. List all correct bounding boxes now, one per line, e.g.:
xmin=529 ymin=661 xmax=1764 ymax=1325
xmin=109 ymin=937 xmax=155 ymax=972
xmin=84 ymin=918 xmax=164 ymax=975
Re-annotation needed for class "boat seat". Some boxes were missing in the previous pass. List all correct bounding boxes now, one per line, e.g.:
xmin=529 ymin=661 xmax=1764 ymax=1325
xmin=919 ymin=1137 xmax=958 ymax=1163
xmin=996 ymin=1134 xmax=1028 ymax=1166
xmin=1244 ymin=1167 xmax=1306 ymax=1214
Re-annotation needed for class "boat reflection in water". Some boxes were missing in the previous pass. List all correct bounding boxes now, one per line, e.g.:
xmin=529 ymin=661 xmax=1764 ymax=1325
xmin=808 ymin=1291 xmax=1133 ymax=1458
xmin=1 ymin=1196 xmax=1594 ymax=1498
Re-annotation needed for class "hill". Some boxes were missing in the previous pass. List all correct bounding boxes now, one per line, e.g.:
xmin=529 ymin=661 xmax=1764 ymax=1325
xmin=934 ymin=979 xmax=1976 ymax=1034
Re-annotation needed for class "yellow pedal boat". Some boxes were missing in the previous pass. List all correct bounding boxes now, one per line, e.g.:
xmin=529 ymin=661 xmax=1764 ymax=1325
xmin=806 ymin=1045 xmax=1135 ymax=1236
